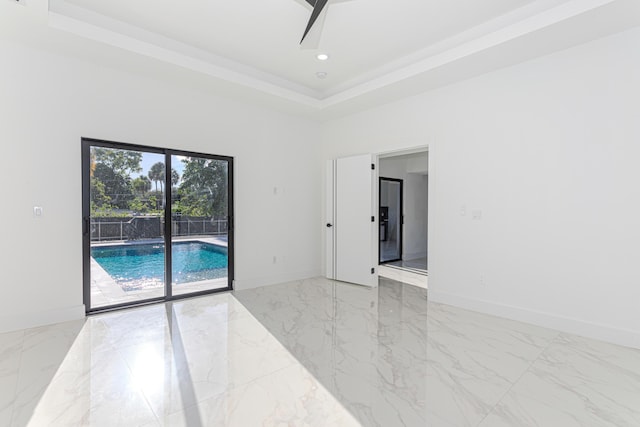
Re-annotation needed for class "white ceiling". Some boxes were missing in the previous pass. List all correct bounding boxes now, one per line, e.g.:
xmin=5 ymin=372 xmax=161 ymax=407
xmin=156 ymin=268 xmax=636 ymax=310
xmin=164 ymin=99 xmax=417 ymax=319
xmin=36 ymin=0 xmax=640 ymax=116
xmin=59 ymin=0 xmax=533 ymax=91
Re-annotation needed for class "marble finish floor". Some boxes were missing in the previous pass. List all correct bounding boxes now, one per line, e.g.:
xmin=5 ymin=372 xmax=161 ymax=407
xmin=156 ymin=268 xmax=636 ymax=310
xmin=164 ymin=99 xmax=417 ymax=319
xmin=1 ymin=277 xmax=639 ymax=426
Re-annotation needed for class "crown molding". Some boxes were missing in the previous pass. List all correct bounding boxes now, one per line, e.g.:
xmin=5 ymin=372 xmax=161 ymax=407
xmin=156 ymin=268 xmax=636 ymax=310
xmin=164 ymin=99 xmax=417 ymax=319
xmin=47 ymin=0 xmax=636 ymax=115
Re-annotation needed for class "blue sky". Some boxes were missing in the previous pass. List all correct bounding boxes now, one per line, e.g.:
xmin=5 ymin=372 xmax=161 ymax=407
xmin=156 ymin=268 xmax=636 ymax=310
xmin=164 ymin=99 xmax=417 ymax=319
xmin=138 ymin=153 xmax=186 ymax=183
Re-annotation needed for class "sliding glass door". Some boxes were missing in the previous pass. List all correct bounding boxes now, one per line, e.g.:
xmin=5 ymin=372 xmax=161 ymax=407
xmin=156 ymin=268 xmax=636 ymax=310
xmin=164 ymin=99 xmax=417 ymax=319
xmin=82 ymin=139 xmax=233 ymax=313
xmin=170 ymin=154 xmax=231 ymax=297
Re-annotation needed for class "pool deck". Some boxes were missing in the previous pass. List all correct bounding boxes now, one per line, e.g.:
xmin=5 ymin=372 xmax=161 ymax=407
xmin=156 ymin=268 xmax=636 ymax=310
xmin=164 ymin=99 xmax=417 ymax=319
xmin=90 ymin=235 xmax=229 ymax=309
xmin=91 ymin=235 xmax=228 ymax=248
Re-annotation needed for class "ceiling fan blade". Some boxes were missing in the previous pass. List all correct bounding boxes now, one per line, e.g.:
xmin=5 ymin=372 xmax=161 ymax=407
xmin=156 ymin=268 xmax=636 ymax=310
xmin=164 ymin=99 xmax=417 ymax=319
xmin=301 ymin=0 xmax=329 ymax=43
xmin=299 ymin=8 xmax=326 ymax=49
xmin=292 ymin=0 xmax=316 ymax=9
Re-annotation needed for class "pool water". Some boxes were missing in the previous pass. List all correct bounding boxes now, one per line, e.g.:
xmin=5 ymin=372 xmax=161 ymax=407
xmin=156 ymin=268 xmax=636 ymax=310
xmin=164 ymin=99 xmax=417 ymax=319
xmin=92 ymin=241 xmax=227 ymax=291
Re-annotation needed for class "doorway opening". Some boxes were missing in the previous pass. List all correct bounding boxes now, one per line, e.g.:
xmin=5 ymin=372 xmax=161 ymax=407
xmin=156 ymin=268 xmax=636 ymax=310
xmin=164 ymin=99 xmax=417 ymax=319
xmin=82 ymin=138 xmax=234 ymax=313
xmin=379 ymin=177 xmax=403 ymax=264
xmin=377 ymin=150 xmax=428 ymax=289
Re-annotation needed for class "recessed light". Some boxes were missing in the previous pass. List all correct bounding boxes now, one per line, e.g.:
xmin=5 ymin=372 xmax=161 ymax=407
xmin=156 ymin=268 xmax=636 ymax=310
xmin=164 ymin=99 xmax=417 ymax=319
xmin=316 ymin=72 xmax=328 ymax=79
xmin=316 ymin=53 xmax=329 ymax=61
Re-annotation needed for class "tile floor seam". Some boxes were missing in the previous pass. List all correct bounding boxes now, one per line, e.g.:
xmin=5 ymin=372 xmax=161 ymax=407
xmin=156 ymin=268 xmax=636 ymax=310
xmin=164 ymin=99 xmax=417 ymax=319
xmin=7 ymin=334 xmax=26 ymax=427
xmin=475 ymin=331 xmax=562 ymax=426
xmin=115 ymin=346 xmax=162 ymax=426
xmin=124 ymin=337 xmax=302 ymax=421
xmin=3 ymin=377 xmax=18 ymax=427
xmin=161 ymin=360 xmax=306 ymax=420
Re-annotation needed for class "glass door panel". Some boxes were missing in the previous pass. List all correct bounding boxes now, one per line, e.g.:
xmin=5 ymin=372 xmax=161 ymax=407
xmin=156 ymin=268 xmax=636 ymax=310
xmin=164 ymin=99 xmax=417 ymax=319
xmin=87 ymin=146 xmax=166 ymax=309
xmin=170 ymin=155 xmax=230 ymax=296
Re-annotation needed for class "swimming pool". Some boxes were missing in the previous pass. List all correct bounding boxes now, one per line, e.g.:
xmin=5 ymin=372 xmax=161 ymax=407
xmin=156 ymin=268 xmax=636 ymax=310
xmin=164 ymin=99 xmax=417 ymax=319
xmin=91 ymin=241 xmax=227 ymax=291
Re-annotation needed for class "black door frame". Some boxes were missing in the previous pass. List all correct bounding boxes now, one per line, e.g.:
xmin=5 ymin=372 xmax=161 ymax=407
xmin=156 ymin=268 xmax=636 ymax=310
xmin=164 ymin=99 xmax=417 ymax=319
xmin=378 ymin=177 xmax=403 ymax=264
xmin=82 ymin=137 xmax=234 ymax=314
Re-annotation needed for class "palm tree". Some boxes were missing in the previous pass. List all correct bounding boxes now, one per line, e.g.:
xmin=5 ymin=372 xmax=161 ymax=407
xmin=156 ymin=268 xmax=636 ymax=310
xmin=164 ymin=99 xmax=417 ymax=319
xmin=148 ymin=162 xmax=165 ymax=193
xmin=171 ymin=169 xmax=180 ymax=188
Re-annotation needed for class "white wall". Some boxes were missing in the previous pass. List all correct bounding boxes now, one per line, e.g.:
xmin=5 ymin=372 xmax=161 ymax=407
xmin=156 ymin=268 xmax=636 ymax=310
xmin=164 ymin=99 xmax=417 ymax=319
xmin=322 ymin=27 xmax=640 ymax=349
xmin=2 ymin=4 xmax=639 ymax=351
xmin=0 ymin=36 xmax=322 ymax=332
xmin=379 ymin=156 xmax=429 ymax=261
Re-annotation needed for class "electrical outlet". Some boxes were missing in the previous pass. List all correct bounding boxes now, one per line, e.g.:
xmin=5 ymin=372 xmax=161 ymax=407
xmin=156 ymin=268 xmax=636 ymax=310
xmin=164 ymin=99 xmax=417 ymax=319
xmin=272 ymin=255 xmax=277 ymax=264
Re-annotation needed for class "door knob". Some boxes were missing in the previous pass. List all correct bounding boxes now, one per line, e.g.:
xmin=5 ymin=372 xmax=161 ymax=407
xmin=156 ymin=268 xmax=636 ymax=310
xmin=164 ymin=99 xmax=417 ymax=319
xmin=326 ymin=223 xmax=333 ymax=228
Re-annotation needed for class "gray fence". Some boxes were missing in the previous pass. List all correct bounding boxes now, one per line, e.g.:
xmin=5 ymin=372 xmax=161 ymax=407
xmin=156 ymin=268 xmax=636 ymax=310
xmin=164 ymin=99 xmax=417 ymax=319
xmin=91 ymin=216 xmax=228 ymax=242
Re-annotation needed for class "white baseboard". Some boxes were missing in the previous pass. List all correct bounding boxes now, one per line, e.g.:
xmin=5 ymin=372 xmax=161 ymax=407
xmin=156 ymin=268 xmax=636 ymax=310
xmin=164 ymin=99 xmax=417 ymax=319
xmin=0 ymin=304 xmax=86 ymax=334
xmin=429 ymin=291 xmax=640 ymax=350
xmin=233 ymin=269 xmax=322 ymax=291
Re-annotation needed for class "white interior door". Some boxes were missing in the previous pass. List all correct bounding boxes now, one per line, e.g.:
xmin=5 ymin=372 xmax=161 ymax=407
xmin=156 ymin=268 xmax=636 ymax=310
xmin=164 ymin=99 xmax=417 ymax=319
xmin=326 ymin=160 xmax=336 ymax=280
xmin=327 ymin=154 xmax=377 ymax=287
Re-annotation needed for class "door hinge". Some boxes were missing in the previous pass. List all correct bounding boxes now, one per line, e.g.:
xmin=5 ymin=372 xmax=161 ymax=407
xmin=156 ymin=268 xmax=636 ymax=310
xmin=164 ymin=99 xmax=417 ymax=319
xmin=371 ymin=267 xmax=375 ymax=274
xmin=371 ymin=163 xmax=375 ymax=170
xmin=371 ymin=216 xmax=375 ymax=222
